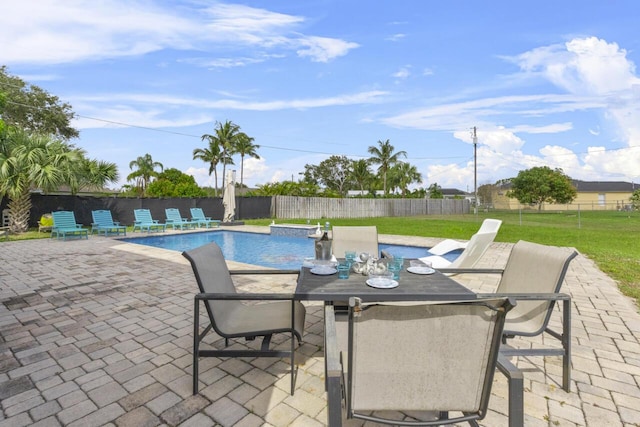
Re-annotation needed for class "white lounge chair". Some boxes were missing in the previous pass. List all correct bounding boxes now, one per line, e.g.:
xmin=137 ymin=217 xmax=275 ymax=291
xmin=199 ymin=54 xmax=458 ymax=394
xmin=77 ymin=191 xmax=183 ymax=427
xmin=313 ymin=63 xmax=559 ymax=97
xmin=420 ymin=229 xmax=499 ymax=269
xmin=428 ymin=218 xmax=502 ymax=256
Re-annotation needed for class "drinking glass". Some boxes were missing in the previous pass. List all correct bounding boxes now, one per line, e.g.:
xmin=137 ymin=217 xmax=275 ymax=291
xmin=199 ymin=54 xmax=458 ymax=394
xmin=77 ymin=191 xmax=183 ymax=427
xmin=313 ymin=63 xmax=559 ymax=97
xmin=345 ymin=250 xmax=357 ymax=263
xmin=392 ymin=256 xmax=404 ymax=270
xmin=337 ymin=262 xmax=351 ymax=279
xmin=388 ymin=263 xmax=401 ymax=280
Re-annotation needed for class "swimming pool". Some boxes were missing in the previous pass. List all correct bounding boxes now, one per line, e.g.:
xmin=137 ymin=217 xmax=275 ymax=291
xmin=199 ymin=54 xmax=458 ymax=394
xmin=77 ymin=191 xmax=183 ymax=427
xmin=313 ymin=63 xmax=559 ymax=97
xmin=121 ymin=230 xmax=461 ymax=269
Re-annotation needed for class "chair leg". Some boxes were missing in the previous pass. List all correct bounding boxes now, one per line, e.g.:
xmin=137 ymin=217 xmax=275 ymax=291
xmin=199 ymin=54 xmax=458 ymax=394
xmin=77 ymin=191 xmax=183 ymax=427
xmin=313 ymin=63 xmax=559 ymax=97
xmin=562 ymin=298 xmax=571 ymax=392
xmin=497 ymin=354 xmax=524 ymax=427
xmin=193 ymin=299 xmax=200 ymax=395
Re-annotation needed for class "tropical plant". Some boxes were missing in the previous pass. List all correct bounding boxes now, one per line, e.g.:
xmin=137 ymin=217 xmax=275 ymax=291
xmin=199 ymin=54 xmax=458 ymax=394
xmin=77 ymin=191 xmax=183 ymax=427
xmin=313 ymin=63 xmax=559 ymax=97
xmin=74 ymin=158 xmax=119 ymax=194
xmin=126 ymin=154 xmax=163 ymax=197
xmin=233 ymin=132 xmax=260 ymax=190
xmin=389 ymin=162 xmax=422 ymax=197
xmin=0 ymin=66 xmax=79 ymax=140
xmin=428 ymin=183 xmax=444 ymax=199
xmin=146 ymin=168 xmax=207 ymax=198
xmin=198 ymin=120 xmax=239 ymax=195
xmin=0 ymin=128 xmax=115 ymax=233
xmin=349 ymin=159 xmax=373 ymax=194
xmin=367 ymin=139 xmax=407 ymax=196
xmin=248 ymin=181 xmax=320 ymax=197
xmin=507 ymin=166 xmax=577 ymax=210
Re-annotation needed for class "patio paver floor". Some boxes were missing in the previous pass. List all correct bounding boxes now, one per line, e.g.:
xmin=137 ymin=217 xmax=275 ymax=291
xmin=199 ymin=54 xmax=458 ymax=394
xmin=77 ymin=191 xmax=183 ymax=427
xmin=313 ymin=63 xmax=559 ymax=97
xmin=1 ymin=226 xmax=639 ymax=426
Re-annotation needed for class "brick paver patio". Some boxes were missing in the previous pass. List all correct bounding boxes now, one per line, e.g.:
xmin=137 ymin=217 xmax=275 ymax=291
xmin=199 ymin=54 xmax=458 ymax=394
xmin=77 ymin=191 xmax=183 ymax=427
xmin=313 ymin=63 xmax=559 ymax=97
xmin=1 ymin=226 xmax=639 ymax=426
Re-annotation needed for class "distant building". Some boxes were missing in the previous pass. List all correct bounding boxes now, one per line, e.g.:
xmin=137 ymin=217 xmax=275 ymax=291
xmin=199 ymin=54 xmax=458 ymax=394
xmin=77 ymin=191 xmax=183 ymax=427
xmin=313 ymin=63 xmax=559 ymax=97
xmin=492 ymin=180 xmax=639 ymax=210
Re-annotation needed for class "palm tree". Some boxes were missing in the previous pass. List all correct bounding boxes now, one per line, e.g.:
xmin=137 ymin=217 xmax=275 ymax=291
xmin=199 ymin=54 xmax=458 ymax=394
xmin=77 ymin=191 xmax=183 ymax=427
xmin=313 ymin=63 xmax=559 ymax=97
xmin=127 ymin=154 xmax=163 ymax=196
xmin=0 ymin=128 xmax=114 ymax=233
xmin=74 ymin=158 xmax=119 ymax=194
xmin=367 ymin=139 xmax=407 ymax=196
xmin=193 ymin=137 xmax=224 ymax=196
xmin=233 ymin=132 xmax=260 ymax=190
xmin=390 ymin=162 xmax=422 ymax=197
xmin=199 ymin=120 xmax=240 ymax=195
xmin=350 ymin=159 xmax=373 ymax=193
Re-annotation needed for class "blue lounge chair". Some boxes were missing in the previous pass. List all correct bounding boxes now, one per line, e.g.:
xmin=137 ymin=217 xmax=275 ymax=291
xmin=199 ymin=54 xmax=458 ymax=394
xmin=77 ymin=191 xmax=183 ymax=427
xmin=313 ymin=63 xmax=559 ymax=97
xmin=91 ymin=210 xmax=127 ymax=236
xmin=133 ymin=209 xmax=166 ymax=233
xmin=190 ymin=208 xmax=221 ymax=228
xmin=165 ymin=208 xmax=197 ymax=230
xmin=51 ymin=211 xmax=89 ymax=240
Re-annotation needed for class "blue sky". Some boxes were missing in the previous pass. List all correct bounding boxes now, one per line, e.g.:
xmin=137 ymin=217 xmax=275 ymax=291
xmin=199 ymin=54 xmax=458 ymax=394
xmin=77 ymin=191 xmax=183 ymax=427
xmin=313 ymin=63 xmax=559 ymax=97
xmin=2 ymin=0 xmax=640 ymax=191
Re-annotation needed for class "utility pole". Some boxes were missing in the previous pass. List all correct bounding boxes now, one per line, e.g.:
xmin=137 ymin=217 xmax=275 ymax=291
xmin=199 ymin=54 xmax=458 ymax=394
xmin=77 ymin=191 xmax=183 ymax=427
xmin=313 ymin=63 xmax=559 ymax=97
xmin=473 ymin=126 xmax=478 ymax=215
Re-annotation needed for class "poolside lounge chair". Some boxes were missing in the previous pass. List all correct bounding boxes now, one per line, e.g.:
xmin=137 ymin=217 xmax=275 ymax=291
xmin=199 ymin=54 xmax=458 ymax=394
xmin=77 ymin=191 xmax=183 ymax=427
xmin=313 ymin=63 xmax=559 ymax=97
xmin=428 ymin=219 xmax=502 ymax=255
xmin=51 ymin=211 xmax=89 ymax=240
xmin=133 ymin=209 xmax=166 ymax=233
xmin=331 ymin=225 xmax=379 ymax=259
xmin=91 ymin=210 xmax=127 ymax=236
xmin=419 ymin=226 xmax=499 ymax=269
xmin=444 ymin=240 xmax=578 ymax=392
xmin=183 ymin=242 xmax=306 ymax=395
xmin=165 ymin=208 xmax=197 ymax=230
xmin=331 ymin=296 xmax=514 ymax=426
xmin=190 ymin=207 xmax=221 ymax=228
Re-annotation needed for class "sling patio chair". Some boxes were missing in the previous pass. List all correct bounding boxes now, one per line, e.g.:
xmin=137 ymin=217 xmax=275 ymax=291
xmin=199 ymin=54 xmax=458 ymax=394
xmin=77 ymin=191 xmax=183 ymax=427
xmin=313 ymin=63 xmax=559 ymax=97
xmin=331 ymin=296 xmax=514 ymax=426
xmin=331 ymin=225 xmax=379 ymax=259
xmin=428 ymin=218 xmax=502 ymax=256
xmin=91 ymin=209 xmax=127 ymax=236
xmin=183 ymin=242 xmax=306 ymax=395
xmin=441 ymin=240 xmax=578 ymax=392
xmin=51 ymin=211 xmax=89 ymax=241
xmin=133 ymin=209 xmax=166 ymax=232
xmin=189 ymin=207 xmax=221 ymax=228
xmin=165 ymin=208 xmax=198 ymax=230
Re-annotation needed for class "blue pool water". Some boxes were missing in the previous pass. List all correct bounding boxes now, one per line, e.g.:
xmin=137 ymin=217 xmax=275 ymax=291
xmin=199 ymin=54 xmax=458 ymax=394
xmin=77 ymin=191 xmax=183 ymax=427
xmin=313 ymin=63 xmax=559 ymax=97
xmin=121 ymin=230 xmax=461 ymax=269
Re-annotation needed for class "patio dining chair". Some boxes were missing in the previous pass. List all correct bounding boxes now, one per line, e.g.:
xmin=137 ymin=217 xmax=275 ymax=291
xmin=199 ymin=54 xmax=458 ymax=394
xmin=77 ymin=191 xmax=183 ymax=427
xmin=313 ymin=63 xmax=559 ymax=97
xmin=336 ymin=296 xmax=514 ymax=426
xmin=182 ymin=242 xmax=306 ymax=395
xmin=331 ymin=225 xmax=379 ymax=259
xmin=442 ymin=240 xmax=578 ymax=392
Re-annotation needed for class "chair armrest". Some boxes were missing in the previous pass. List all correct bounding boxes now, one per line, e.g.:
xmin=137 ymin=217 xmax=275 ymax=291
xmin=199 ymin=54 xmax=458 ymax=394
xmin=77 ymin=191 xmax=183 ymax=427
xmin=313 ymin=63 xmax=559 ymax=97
xmin=195 ymin=292 xmax=296 ymax=301
xmin=230 ymin=269 xmax=300 ymax=275
xmin=91 ymin=223 xmax=98 ymax=227
xmin=478 ymin=292 xmax=570 ymax=301
xmin=113 ymin=221 xmax=121 ymax=225
xmin=437 ymin=268 xmax=505 ymax=274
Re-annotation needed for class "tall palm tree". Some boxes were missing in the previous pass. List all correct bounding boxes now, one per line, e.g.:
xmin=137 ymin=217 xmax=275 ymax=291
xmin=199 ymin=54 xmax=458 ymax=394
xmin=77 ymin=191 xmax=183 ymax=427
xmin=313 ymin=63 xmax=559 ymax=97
xmin=199 ymin=120 xmax=239 ymax=195
xmin=233 ymin=132 xmax=260 ymax=190
xmin=390 ymin=162 xmax=422 ymax=197
xmin=0 ymin=128 xmax=97 ymax=233
xmin=367 ymin=139 xmax=407 ymax=196
xmin=127 ymin=154 xmax=163 ymax=196
xmin=74 ymin=158 xmax=119 ymax=194
xmin=193 ymin=137 xmax=224 ymax=196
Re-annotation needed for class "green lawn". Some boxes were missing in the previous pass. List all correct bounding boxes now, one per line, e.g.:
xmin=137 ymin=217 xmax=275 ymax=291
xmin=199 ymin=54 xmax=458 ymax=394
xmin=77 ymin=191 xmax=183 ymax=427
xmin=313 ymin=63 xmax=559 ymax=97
xmin=247 ymin=210 xmax=640 ymax=308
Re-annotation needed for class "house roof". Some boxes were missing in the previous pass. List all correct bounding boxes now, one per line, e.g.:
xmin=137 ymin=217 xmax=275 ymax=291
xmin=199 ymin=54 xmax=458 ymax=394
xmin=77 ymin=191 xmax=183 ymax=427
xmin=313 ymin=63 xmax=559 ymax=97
xmin=571 ymin=180 xmax=640 ymax=192
xmin=498 ymin=179 xmax=639 ymax=193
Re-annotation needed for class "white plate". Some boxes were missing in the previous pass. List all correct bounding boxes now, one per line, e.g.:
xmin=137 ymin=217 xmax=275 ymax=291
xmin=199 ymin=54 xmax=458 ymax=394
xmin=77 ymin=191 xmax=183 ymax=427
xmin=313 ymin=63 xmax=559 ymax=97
xmin=407 ymin=266 xmax=436 ymax=275
xmin=366 ymin=278 xmax=399 ymax=289
xmin=310 ymin=266 xmax=337 ymax=275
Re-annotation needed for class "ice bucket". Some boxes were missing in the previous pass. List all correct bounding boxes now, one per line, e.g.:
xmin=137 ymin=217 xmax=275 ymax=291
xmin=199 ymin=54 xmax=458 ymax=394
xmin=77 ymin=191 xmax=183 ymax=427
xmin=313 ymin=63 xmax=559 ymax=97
xmin=315 ymin=239 xmax=332 ymax=261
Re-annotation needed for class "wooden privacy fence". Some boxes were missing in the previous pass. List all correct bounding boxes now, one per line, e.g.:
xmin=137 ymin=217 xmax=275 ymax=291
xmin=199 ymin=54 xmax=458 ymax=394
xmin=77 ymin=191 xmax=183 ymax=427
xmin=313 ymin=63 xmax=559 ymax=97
xmin=272 ymin=196 xmax=470 ymax=219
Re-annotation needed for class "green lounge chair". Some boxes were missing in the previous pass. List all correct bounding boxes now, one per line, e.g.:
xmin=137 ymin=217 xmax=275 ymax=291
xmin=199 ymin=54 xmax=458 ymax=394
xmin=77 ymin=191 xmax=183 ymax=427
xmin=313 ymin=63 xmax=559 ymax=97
xmin=165 ymin=208 xmax=197 ymax=230
xmin=190 ymin=208 xmax=221 ymax=228
xmin=91 ymin=210 xmax=127 ymax=236
xmin=133 ymin=209 xmax=166 ymax=233
xmin=51 ymin=211 xmax=89 ymax=240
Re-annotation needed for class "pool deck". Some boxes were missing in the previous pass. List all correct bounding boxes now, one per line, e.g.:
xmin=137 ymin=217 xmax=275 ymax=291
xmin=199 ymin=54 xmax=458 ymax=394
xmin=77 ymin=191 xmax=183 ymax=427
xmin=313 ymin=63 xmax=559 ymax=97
xmin=1 ymin=226 xmax=639 ymax=426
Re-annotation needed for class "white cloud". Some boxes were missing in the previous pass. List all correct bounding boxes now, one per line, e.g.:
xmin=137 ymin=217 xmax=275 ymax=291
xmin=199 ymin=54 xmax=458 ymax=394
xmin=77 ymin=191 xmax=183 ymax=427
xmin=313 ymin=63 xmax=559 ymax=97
xmin=385 ymin=33 xmax=406 ymax=42
xmin=296 ymin=36 xmax=359 ymax=62
xmin=0 ymin=1 xmax=358 ymax=65
xmin=392 ymin=66 xmax=411 ymax=79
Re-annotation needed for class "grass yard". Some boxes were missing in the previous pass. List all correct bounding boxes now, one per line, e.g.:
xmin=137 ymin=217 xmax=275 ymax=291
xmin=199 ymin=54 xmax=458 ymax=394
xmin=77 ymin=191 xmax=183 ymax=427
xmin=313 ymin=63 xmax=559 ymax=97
xmin=248 ymin=210 xmax=640 ymax=308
